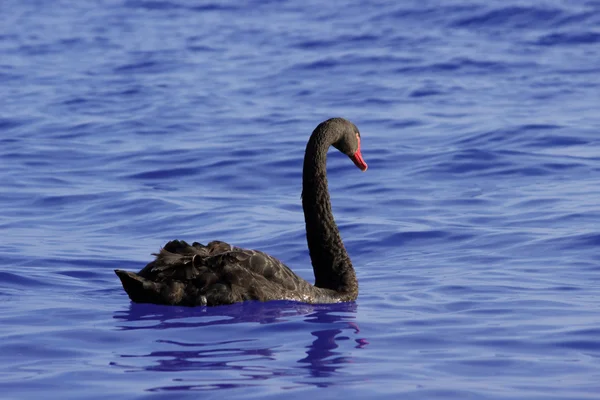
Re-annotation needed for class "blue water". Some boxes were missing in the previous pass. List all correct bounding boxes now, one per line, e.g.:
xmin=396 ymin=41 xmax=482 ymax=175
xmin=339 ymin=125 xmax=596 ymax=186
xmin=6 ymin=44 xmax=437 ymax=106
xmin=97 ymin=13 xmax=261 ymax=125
xmin=2 ymin=0 xmax=600 ymax=398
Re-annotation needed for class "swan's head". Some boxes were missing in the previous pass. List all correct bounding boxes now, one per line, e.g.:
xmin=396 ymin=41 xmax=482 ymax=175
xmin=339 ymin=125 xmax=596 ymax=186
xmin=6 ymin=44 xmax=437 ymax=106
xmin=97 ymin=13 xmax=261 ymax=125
xmin=329 ymin=118 xmax=368 ymax=172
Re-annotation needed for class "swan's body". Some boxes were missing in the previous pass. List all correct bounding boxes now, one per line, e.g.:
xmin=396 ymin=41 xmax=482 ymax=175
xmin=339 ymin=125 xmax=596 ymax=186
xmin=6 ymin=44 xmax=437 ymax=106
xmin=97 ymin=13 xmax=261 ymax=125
xmin=115 ymin=118 xmax=367 ymax=306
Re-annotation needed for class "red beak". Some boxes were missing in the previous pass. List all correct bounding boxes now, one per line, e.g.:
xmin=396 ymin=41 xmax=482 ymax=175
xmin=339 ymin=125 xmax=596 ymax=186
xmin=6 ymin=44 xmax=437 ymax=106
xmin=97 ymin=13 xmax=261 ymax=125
xmin=349 ymin=136 xmax=368 ymax=171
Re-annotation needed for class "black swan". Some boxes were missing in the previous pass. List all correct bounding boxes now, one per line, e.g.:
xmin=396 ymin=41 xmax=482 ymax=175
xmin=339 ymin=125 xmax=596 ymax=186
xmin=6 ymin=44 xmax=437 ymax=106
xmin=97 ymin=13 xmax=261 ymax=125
xmin=115 ymin=118 xmax=368 ymax=306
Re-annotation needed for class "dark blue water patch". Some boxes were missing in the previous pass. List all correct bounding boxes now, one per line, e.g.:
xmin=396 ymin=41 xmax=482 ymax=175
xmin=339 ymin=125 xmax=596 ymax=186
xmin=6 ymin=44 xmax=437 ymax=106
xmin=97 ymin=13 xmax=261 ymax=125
xmin=452 ymin=148 xmax=501 ymax=162
xmin=0 ymin=341 xmax=86 ymax=360
xmin=514 ymin=123 xmax=563 ymax=132
xmin=113 ymin=60 xmax=166 ymax=74
xmin=557 ymin=8 xmax=600 ymax=25
xmin=111 ymin=52 xmax=191 ymax=76
xmin=126 ymin=167 xmax=199 ymax=180
xmin=398 ymin=389 xmax=488 ymax=400
xmin=451 ymin=6 xmax=565 ymax=30
xmin=508 ymin=197 xmax=560 ymax=209
xmin=90 ymin=197 xmax=179 ymax=219
xmin=564 ymin=328 xmax=600 ymax=337
xmin=0 ymin=118 xmax=29 ymax=131
xmin=552 ymin=212 xmax=600 ymax=225
xmin=536 ymin=32 xmax=600 ymax=46
xmin=394 ymin=57 xmax=518 ymax=75
xmin=185 ymin=43 xmax=221 ymax=53
xmin=32 ymin=193 xmax=101 ymax=208
xmin=58 ymin=38 xmax=86 ymax=48
xmin=348 ymin=55 xmax=422 ymax=73
xmin=188 ymin=2 xmax=241 ymax=13
xmin=292 ymin=58 xmax=340 ymax=71
xmin=542 ymin=162 xmax=587 ymax=171
xmin=553 ymin=340 xmax=600 ymax=352
xmin=550 ymin=285 xmax=581 ymax=292
xmin=409 ymin=88 xmax=444 ymax=98
xmin=0 ymin=69 xmax=25 ymax=82
xmin=360 ymin=97 xmax=397 ymax=106
xmin=16 ymin=43 xmax=61 ymax=57
xmin=47 ymin=257 xmax=125 ymax=269
xmin=486 ymin=166 xmax=552 ymax=177
xmin=526 ymin=135 xmax=589 ymax=148
xmin=125 ymin=0 xmax=241 ymax=12
xmin=457 ymin=357 xmax=518 ymax=370
xmin=0 ymin=33 xmax=19 ymax=42
xmin=61 ymin=97 xmax=94 ymax=106
xmin=292 ymin=34 xmax=380 ymax=50
xmin=561 ymin=233 xmax=600 ymax=249
xmin=374 ymin=119 xmax=424 ymax=130
xmin=381 ymin=230 xmax=475 ymax=247
xmin=56 ymin=269 xmax=105 ymax=280
xmin=372 ymin=4 xmax=483 ymax=25
xmin=429 ymin=159 xmax=513 ymax=175
xmin=0 ymin=272 xmax=53 ymax=288
xmin=123 ymin=0 xmax=185 ymax=11
xmin=455 ymin=124 xmax=563 ymax=148
xmin=470 ymin=338 xmax=538 ymax=353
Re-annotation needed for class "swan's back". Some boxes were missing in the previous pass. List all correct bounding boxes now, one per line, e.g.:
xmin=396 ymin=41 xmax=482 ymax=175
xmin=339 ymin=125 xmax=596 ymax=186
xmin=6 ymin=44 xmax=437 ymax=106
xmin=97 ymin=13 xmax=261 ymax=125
xmin=115 ymin=240 xmax=320 ymax=306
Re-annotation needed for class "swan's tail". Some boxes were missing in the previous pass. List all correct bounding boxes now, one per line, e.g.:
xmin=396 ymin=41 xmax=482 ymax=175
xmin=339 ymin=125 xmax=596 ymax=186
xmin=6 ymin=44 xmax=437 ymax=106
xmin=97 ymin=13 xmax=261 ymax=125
xmin=114 ymin=269 xmax=166 ymax=304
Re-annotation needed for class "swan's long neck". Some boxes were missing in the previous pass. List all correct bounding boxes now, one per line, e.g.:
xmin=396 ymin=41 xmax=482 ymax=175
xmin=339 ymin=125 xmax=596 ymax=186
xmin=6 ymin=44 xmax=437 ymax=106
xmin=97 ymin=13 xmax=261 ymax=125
xmin=302 ymin=129 xmax=358 ymax=294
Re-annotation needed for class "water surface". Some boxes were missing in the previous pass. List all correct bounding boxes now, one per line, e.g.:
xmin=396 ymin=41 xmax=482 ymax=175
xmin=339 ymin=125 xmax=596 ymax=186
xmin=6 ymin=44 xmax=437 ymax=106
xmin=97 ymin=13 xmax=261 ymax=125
xmin=1 ymin=0 xmax=600 ymax=398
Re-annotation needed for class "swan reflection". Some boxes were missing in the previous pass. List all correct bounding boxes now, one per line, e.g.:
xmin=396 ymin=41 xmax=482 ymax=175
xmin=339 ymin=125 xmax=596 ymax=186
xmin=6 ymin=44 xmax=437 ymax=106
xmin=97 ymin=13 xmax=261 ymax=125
xmin=112 ymin=301 xmax=368 ymax=391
